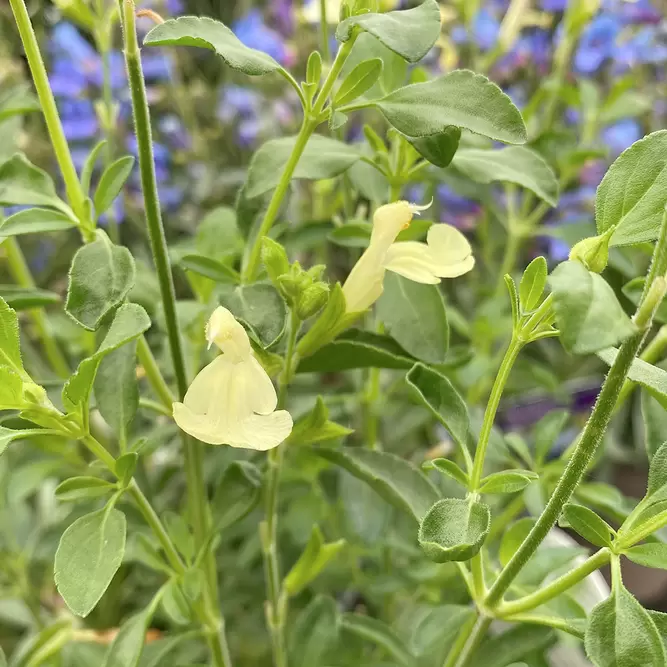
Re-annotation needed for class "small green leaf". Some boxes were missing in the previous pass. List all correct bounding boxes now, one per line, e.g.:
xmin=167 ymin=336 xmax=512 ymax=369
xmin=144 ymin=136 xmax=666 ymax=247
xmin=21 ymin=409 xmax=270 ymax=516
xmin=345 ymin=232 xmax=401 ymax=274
xmin=0 ymin=425 xmax=62 ymax=457
xmin=93 ymin=155 xmax=134 ymax=216
xmin=585 ymin=585 xmax=666 ymax=667
xmin=212 ymin=461 xmax=262 ymax=530
xmin=0 ymin=285 xmax=60 ymax=310
xmin=115 ymin=453 xmax=139 ymax=487
xmin=179 ymin=254 xmax=240 ymax=284
xmin=55 ymin=476 xmax=116 ymax=502
xmin=478 ymin=469 xmax=538 ymax=495
xmin=246 ymin=134 xmax=361 ymax=199
xmin=144 ymin=16 xmax=282 ymax=75
xmin=288 ymin=396 xmax=353 ymax=445
xmin=519 ymin=256 xmax=548 ymax=313
xmin=335 ymin=58 xmax=383 ymax=107
xmin=289 ymin=596 xmax=340 ymax=667
xmin=423 ymin=458 xmax=468 ymax=488
xmin=643 ymin=389 xmax=667 ymax=461
xmin=94 ymin=343 xmax=139 ymax=436
xmin=284 ymin=525 xmax=345 ymax=597
xmin=329 ymin=109 xmax=348 ymax=131
xmin=101 ymin=601 xmax=158 ymax=667
xmin=453 ymin=147 xmax=558 ymax=206
xmin=505 ymin=273 xmax=520 ymax=326
xmin=500 ymin=517 xmax=535 ymax=567
xmin=405 ymin=363 xmax=470 ymax=450
xmin=66 ymin=231 xmax=136 ymax=330
xmin=0 ymin=365 xmax=25 ymax=409
xmin=80 ymin=139 xmax=108 ymax=195
xmin=0 ymin=295 xmax=28 ymax=378
xmin=340 ymin=613 xmax=415 ymax=666
xmin=0 ymin=207 xmax=76 ymax=238
xmin=625 ymin=543 xmax=667 ymax=570
xmin=7 ymin=620 xmax=72 ymax=667
xmin=418 ymin=498 xmax=490 ymax=563
xmin=475 ymin=625 xmax=555 ymax=667
xmin=0 ymin=83 xmax=40 ymax=122
xmin=311 ymin=446 xmax=439 ymax=522
xmin=336 ymin=0 xmax=441 ymax=63
xmin=561 ymin=503 xmax=613 ymax=547
xmin=377 ymin=272 xmax=449 ymax=364
xmin=218 ymin=283 xmax=286 ymax=348
xmin=375 ymin=70 xmax=527 ymax=143
xmin=404 ymin=126 xmax=461 ymax=168
xmin=0 ymin=153 xmax=72 ymax=214
xmin=549 ymin=260 xmax=637 ymax=355
xmin=297 ymin=329 xmax=413 ymax=372
xmin=596 ymin=130 xmax=667 ymax=246
xmin=55 ymin=507 xmax=127 ymax=617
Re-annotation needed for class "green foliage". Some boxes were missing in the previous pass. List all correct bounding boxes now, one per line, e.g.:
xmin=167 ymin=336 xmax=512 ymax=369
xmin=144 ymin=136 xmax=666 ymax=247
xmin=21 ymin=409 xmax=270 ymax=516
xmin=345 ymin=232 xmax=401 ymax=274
xmin=93 ymin=155 xmax=135 ymax=217
xmin=212 ymin=461 xmax=262 ymax=531
xmin=334 ymin=58 xmax=383 ymax=107
xmin=0 ymin=207 xmax=76 ymax=237
xmin=478 ymin=469 xmax=538 ymax=495
xmin=560 ymin=503 xmax=614 ymax=547
xmin=519 ymin=256 xmax=548 ymax=313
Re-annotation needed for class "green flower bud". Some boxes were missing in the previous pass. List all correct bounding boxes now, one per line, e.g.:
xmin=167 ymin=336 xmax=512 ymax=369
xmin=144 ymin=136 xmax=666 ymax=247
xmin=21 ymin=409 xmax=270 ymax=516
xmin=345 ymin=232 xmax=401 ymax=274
xmin=569 ymin=227 xmax=614 ymax=273
xmin=261 ymin=237 xmax=290 ymax=287
xmin=306 ymin=264 xmax=326 ymax=281
xmin=296 ymin=283 xmax=330 ymax=320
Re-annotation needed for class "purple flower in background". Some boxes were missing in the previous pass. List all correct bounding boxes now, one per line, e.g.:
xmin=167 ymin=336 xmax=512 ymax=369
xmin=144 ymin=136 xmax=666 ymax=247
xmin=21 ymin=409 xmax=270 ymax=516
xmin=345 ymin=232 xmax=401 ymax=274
xmin=233 ymin=9 xmax=294 ymax=66
xmin=541 ymin=0 xmax=567 ymax=10
xmin=602 ymin=118 xmax=642 ymax=155
xmin=473 ymin=9 xmax=500 ymax=51
xmin=612 ymin=0 xmax=661 ymax=24
xmin=219 ymin=86 xmax=261 ymax=122
xmin=59 ymin=100 xmax=99 ymax=141
xmin=272 ymin=0 xmax=294 ymax=35
xmin=614 ymin=27 xmax=667 ymax=71
xmin=574 ymin=14 xmax=622 ymax=74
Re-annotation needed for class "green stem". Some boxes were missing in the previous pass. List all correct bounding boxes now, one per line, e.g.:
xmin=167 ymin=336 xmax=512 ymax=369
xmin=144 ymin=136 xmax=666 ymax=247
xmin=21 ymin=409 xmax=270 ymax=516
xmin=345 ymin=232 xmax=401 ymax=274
xmin=242 ymin=38 xmax=356 ymax=283
xmin=470 ymin=552 xmax=486 ymax=600
xmin=4 ymin=237 xmax=70 ymax=377
xmin=119 ymin=3 xmax=230 ymax=665
xmin=619 ymin=508 xmax=667 ymax=548
xmin=319 ymin=0 xmax=331 ymax=63
xmin=496 ymin=548 xmax=610 ymax=617
xmin=262 ymin=311 xmax=300 ymax=667
xmin=8 ymin=0 xmax=90 ymax=234
xmin=137 ymin=335 xmax=175 ymax=410
xmin=448 ymin=615 xmax=492 ymax=667
xmin=470 ymin=336 xmax=523 ymax=489
xmin=442 ymin=612 xmax=479 ymax=667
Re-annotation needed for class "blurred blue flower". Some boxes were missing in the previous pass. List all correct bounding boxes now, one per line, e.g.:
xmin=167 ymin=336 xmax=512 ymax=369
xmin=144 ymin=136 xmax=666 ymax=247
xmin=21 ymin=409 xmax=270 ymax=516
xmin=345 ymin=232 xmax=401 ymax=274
xmin=541 ymin=0 xmax=567 ymax=10
xmin=614 ymin=26 xmax=667 ymax=70
xmin=59 ymin=99 xmax=99 ymax=141
xmin=219 ymin=85 xmax=261 ymax=122
xmin=602 ymin=118 xmax=642 ymax=155
xmin=611 ymin=0 xmax=661 ymax=25
xmin=473 ymin=9 xmax=500 ymax=51
xmin=574 ymin=14 xmax=621 ymax=74
xmin=233 ymin=9 xmax=294 ymax=66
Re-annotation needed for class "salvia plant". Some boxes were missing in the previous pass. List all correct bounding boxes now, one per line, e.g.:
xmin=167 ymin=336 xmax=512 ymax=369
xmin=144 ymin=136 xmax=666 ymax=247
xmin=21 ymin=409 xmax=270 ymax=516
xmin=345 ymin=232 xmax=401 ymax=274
xmin=2 ymin=0 xmax=667 ymax=665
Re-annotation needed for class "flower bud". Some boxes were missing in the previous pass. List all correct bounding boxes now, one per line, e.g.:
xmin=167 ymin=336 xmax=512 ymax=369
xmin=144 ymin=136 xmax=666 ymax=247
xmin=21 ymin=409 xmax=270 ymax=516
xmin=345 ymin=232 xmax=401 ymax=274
xmin=262 ymin=237 xmax=290 ymax=287
xmin=569 ymin=227 xmax=614 ymax=274
xmin=297 ymin=283 xmax=330 ymax=320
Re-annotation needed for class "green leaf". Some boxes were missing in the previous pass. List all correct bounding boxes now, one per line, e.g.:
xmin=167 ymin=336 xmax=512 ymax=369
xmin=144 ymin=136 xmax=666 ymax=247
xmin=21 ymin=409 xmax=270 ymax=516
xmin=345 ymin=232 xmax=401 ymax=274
xmin=55 ymin=476 xmax=116 ymax=502
xmin=598 ymin=348 xmax=667 ymax=409
xmin=7 ymin=620 xmax=72 ymax=667
xmin=80 ymin=139 xmax=108 ymax=196
xmin=500 ymin=517 xmax=535 ymax=567
xmin=0 ymin=286 xmax=60 ymax=310
xmin=329 ymin=109 xmax=348 ymax=131
xmin=212 ymin=461 xmax=262 ymax=531
xmin=93 ymin=155 xmax=134 ymax=216
xmin=297 ymin=329 xmax=413 ymax=372
xmin=115 ymin=453 xmax=139 ymax=487
xmin=452 ymin=147 xmax=558 ymax=206
xmin=0 ymin=425 xmax=61 ymax=457
xmin=328 ymin=222 xmax=372 ymax=248
xmin=0 ymin=83 xmax=40 ymax=122
xmin=585 ymin=585 xmax=666 ymax=667
xmin=478 ymin=469 xmax=538 ymax=495
xmin=625 ymin=543 xmax=667 ymax=570
xmin=0 ymin=207 xmax=76 ymax=238
xmin=646 ymin=442 xmax=667 ymax=503
xmin=288 ymin=396 xmax=353 ymax=445
xmin=311 ymin=446 xmax=439 ymax=521
xmin=246 ymin=134 xmax=361 ymax=199
xmin=144 ymin=16 xmax=282 ymax=75
xmin=94 ymin=343 xmax=139 ymax=437
xmin=418 ymin=498 xmax=490 ymax=563
xmin=375 ymin=70 xmax=527 ymax=143
xmin=336 ymin=0 xmax=441 ymax=64
xmin=101 ymin=604 xmax=156 ymax=667
xmin=66 ymin=231 xmax=136 ymax=330
xmin=561 ymin=503 xmax=613 ymax=547
xmin=0 ymin=296 xmax=28 ymax=379
xmin=0 ymin=365 xmax=25 ymax=409
xmin=549 ymin=260 xmax=637 ymax=355
xmin=284 ymin=525 xmax=345 ymax=597
xmin=519 ymin=256 xmax=548 ymax=312
xmin=377 ymin=272 xmax=448 ymax=364
xmin=54 ymin=507 xmax=127 ymax=617
xmin=340 ymin=613 xmax=415 ymax=666
xmin=475 ymin=625 xmax=555 ymax=667
xmin=218 ymin=283 xmax=286 ymax=348
xmin=62 ymin=303 xmax=151 ymax=416
xmin=596 ymin=130 xmax=667 ymax=246
xmin=423 ymin=458 xmax=468 ymax=488
xmin=0 ymin=153 xmax=72 ymax=214
xmin=405 ymin=126 xmax=461 ymax=168
xmin=179 ymin=254 xmax=239 ymax=283
xmin=643 ymin=389 xmax=667 ymax=461
xmin=335 ymin=58 xmax=383 ymax=107
xmin=405 ymin=363 xmax=470 ymax=450
xmin=289 ymin=596 xmax=339 ymax=667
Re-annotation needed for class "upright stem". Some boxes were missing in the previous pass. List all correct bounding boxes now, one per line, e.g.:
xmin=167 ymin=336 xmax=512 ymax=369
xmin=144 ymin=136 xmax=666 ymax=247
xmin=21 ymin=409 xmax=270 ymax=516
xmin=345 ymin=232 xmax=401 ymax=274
xmin=119 ymin=3 xmax=230 ymax=665
xmin=470 ymin=336 xmax=523 ymax=489
xmin=136 ymin=335 xmax=175 ymax=409
xmin=4 ymin=238 xmax=70 ymax=377
xmin=241 ymin=38 xmax=356 ymax=283
xmin=9 ymin=0 xmax=90 ymax=233
xmin=262 ymin=311 xmax=300 ymax=667
xmin=449 ymin=615 xmax=492 ymax=667
xmin=319 ymin=0 xmax=331 ymax=63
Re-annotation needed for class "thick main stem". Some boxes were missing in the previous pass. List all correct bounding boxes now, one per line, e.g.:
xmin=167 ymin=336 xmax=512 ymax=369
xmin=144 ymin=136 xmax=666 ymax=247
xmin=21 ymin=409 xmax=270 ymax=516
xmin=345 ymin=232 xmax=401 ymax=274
xmin=119 ymin=3 xmax=229 ymax=665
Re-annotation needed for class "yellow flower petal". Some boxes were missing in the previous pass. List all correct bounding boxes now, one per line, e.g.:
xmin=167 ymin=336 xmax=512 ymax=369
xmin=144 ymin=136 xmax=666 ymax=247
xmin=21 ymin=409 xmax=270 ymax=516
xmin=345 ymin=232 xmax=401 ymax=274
xmin=383 ymin=242 xmax=442 ymax=284
xmin=205 ymin=306 xmax=252 ymax=361
xmin=426 ymin=223 xmax=473 ymax=267
xmin=230 ymin=411 xmax=294 ymax=451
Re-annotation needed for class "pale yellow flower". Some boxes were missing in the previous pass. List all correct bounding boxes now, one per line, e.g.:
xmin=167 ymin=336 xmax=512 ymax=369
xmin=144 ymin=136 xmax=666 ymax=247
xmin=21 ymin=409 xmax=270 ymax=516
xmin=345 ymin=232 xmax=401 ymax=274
xmin=342 ymin=201 xmax=475 ymax=312
xmin=172 ymin=307 xmax=292 ymax=450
